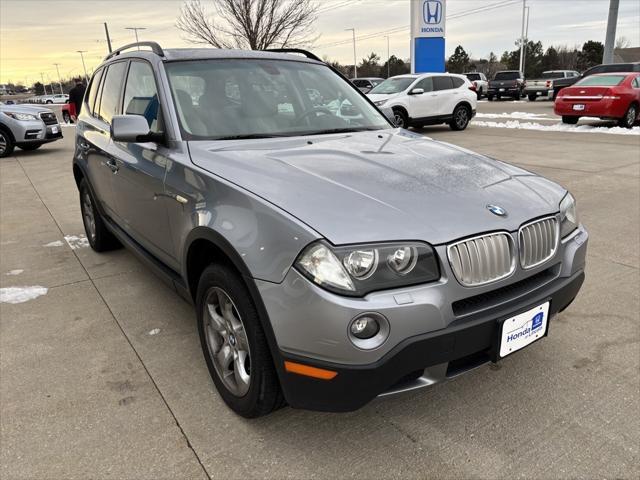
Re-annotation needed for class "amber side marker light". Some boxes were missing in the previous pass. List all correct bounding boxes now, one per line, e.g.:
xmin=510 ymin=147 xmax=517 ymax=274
xmin=284 ymin=361 xmax=338 ymax=380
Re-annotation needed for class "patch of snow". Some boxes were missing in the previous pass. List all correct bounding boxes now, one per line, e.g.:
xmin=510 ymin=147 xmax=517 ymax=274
xmin=148 ymin=328 xmax=161 ymax=336
xmin=476 ymin=111 xmax=556 ymax=121
xmin=5 ymin=269 xmax=24 ymax=276
xmin=64 ymin=234 xmax=89 ymax=250
xmin=471 ymin=119 xmax=640 ymax=135
xmin=0 ymin=286 xmax=48 ymax=304
xmin=44 ymin=240 xmax=64 ymax=247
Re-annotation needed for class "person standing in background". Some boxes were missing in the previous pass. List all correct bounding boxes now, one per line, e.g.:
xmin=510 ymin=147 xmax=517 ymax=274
xmin=67 ymin=79 xmax=86 ymax=120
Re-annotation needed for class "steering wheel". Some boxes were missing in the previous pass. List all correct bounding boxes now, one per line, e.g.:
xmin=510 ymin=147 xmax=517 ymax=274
xmin=295 ymin=106 xmax=334 ymax=122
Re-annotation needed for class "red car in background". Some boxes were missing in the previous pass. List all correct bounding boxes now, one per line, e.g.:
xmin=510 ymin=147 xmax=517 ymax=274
xmin=554 ymin=72 xmax=640 ymax=128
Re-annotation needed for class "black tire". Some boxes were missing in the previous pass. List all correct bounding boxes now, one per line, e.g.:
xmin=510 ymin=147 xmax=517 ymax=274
xmin=496 ymin=94 xmax=502 ymax=101
xmin=449 ymin=104 xmax=471 ymax=131
xmin=46 ymin=100 xmax=53 ymax=104
xmin=392 ymin=108 xmax=408 ymax=128
xmin=196 ymin=264 xmax=285 ymax=418
xmin=18 ymin=143 xmax=43 ymax=151
xmin=527 ymin=94 xmax=537 ymax=102
xmin=62 ymin=111 xmax=71 ymax=124
xmin=487 ymin=95 xmax=494 ymax=101
xmin=562 ymin=116 xmax=580 ymax=125
xmin=79 ymin=178 xmax=121 ymax=252
xmin=618 ymin=104 xmax=637 ymax=129
xmin=0 ymin=129 xmax=15 ymax=158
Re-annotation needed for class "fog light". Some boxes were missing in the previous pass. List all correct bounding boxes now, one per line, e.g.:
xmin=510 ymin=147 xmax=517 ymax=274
xmin=350 ymin=315 xmax=380 ymax=339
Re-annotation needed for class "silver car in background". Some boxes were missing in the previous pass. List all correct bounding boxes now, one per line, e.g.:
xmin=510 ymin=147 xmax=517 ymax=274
xmin=73 ymin=42 xmax=588 ymax=418
xmin=0 ymin=102 xmax=62 ymax=157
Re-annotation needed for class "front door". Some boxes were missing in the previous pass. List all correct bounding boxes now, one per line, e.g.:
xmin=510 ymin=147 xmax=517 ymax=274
xmin=407 ymin=77 xmax=440 ymax=119
xmin=111 ymin=60 xmax=175 ymax=265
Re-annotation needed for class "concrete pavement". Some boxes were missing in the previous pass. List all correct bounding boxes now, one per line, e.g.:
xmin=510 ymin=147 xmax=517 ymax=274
xmin=1 ymin=102 xmax=638 ymax=479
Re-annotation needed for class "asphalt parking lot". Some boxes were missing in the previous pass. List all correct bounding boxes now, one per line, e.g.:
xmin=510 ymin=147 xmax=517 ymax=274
xmin=1 ymin=100 xmax=639 ymax=479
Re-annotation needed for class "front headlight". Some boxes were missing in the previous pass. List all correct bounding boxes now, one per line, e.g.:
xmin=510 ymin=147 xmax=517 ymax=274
xmin=559 ymin=192 xmax=579 ymax=238
xmin=295 ymin=241 xmax=439 ymax=296
xmin=373 ymin=100 xmax=387 ymax=107
xmin=4 ymin=112 xmax=38 ymax=121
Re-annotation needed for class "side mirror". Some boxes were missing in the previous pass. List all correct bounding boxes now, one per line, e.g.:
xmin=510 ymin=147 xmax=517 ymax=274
xmin=380 ymin=107 xmax=396 ymax=125
xmin=111 ymin=114 xmax=152 ymax=142
xmin=408 ymin=88 xmax=424 ymax=95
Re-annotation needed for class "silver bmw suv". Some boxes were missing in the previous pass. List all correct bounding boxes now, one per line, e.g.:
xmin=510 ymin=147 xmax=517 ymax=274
xmin=72 ymin=42 xmax=588 ymax=417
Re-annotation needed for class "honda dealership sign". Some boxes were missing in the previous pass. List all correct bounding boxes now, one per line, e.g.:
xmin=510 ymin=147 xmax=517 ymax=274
xmin=411 ymin=0 xmax=446 ymax=73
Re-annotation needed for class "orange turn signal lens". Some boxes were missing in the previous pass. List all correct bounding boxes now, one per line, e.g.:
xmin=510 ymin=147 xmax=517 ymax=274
xmin=284 ymin=361 xmax=338 ymax=380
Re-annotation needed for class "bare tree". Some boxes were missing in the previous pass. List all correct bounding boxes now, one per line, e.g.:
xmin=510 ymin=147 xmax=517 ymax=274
xmin=176 ymin=0 xmax=318 ymax=50
xmin=615 ymin=36 xmax=631 ymax=49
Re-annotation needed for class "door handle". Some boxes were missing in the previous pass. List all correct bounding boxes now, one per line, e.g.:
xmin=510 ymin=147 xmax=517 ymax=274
xmin=105 ymin=159 xmax=119 ymax=173
xmin=154 ymin=192 xmax=188 ymax=204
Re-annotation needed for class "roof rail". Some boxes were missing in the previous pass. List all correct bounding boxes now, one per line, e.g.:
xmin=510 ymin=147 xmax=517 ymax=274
xmin=104 ymin=41 xmax=164 ymax=61
xmin=264 ymin=48 xmax=322 ymax=62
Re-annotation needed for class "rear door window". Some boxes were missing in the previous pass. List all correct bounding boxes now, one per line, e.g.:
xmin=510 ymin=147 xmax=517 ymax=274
xmin=86 ymin=68 xmax=104 ymax=115
xmin=97 ymin=61 xmax=127 ymax=124
xmin=433 ymin=76 xmax=454 ymax=91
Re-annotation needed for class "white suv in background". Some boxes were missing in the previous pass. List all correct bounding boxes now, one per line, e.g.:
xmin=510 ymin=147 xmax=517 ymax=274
xmin=367 ymin=73 xmax=477 ymax=131
xmin=464 ymin=72 xmax=489 ymax=99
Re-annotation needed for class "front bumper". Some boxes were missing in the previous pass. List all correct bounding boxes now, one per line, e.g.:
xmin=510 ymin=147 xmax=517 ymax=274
xmin=258 ymin=225 xmax=588 ymax=412
xmin=280 ymin=270 xmax=584 ymax=412
xmin=13 ymin=120 xmax=62 ymax=146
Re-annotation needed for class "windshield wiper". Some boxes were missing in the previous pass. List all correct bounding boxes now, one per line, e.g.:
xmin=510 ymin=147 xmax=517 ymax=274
xmin=214 ymin=133 xmax=291 ymax=140
xmin=304 ymin=127 xmax=382 ymax=136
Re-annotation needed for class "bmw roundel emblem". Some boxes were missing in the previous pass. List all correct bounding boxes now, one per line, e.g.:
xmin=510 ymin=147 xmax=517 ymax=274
xmin=487 ymin=204 xmax=508 ymax=217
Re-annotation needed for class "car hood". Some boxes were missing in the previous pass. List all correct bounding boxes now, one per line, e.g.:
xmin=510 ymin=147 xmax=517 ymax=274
xmin=367 ymin=93 xmax=402 ymax=103
xmin=188 ymin=130 xmax=565 ymax=245
xmin=0 ymin=104 xmax=51 ymax=115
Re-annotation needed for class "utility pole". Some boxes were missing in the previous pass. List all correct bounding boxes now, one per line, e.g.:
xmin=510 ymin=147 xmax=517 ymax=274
xmin=345 ymin=28 xmax=357 ymax=79
xmin=77 ymin=51 xmax=89 ymax=83
xmin=518 ymin=0 xmax=526 ymax=73
xmin=53 ymin=63 xmax=64 ymax=94
xmin=522 ymin=6 xmax=530 ymax=76
xmin=125 ymin=27 xmax=146 ymax=49
xmin=385 ymin=35 xmax=390 ymax=78
xmin=603 ymin=0 xmax=619 ymax=64
xmin=40 ymin=72 xmax=47 ymax=95
xmin=104 ymin=22 xmax=113 ymax=53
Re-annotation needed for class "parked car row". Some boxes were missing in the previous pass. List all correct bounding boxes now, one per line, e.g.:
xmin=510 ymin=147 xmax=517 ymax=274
xmin=25 ymin=93 xmax=69 ymax=104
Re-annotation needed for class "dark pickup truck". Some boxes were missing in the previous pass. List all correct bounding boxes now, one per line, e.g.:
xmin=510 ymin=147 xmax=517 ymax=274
xmin=553 ymin=62 xmax=640 ymax=98
xmin=488 ymin=70 xmax=525 ymax=100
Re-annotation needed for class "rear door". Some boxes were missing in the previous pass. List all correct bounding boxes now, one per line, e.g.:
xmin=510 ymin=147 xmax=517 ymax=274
xmin=110 ymin=59 xmax=175 ymax=264
xmin=81 ymin=62 xmax=128 ymax=221
xmin=432 ymin=76 xmax=456 ymax=115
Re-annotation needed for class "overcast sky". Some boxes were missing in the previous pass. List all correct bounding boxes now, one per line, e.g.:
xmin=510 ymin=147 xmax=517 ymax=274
xmin=1 ymin=0 xmax=639 ymax=84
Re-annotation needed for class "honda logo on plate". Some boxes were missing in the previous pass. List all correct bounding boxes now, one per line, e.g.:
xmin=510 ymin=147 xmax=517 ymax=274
xmin=423 ymin=0 xmax=443 ymax=24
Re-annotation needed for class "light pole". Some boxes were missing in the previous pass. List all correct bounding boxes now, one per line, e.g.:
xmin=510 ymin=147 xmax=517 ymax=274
xmin=522 ymin=6 xmax=530 ymax=76
xmin=53 ymin=63 xmax=64 ymax=94
xmin=518 ymin=0 xmax=526 ymax=73
xmin=603 ymin=0 xmax=620 ymax=64
xmin=385 ymin=35 xmax=390 ymax=78
xmin=125 ymin=27 xmax=146 ymax=49
xmin=345 ymin=28 xmax=357 ymax=79
xmin=40 ymin=72 xmax=47 ymax=95
xmin=77 ymin=51 xmax=89 ymax=83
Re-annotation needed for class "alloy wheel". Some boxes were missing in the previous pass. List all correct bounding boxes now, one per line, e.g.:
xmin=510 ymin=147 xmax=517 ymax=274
xmin=203 ymin=287 xmax=251 ymax=397
xmin=626 ymin=106 xmax=637 ymax=128
xmin=81 ymin=190 xmax=96 ymax=241
xmin=0 ymin=132 xmax=6 ymax=156
xmin=455 ymin=108 xmax=469 ymax=129
xmin=394 ymin=113 xmax=404 ymax=128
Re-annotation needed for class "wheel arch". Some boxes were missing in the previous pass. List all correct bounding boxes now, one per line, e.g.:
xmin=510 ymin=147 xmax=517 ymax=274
xmin=0 ymin=122 xmax=16 ymax=143
xmin=454 ymin=100 xmax=473 ymax=114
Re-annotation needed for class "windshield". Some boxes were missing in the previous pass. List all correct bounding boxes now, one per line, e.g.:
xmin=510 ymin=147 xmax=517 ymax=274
xmin=494 ymin=72 xmax=520 ymax=81
xmin=576 ymin=75 xmax=626 ymax=86
xmin=164 ymin=59 xmax=389 ymax=140
xmin=369 ymin=77 xmax=416 ymax=95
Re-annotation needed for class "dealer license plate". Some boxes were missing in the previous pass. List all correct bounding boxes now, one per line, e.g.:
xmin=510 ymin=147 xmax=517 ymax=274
xmin=536 ymin=91 xmax=542 ymax=96
xmin=572 ymin=104 xmax=585 ymax=111
xmin=499 ymin=88 xmax=505 ymax=92
xmin=51 ymin=126 xmax=59 ymax=134
xmin=499 ymin=302 xmax=549 ymax=358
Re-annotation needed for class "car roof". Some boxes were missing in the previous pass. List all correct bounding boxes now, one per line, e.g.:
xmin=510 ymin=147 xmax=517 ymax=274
xmin=590 ymin=72 xmax=637 ymax=76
